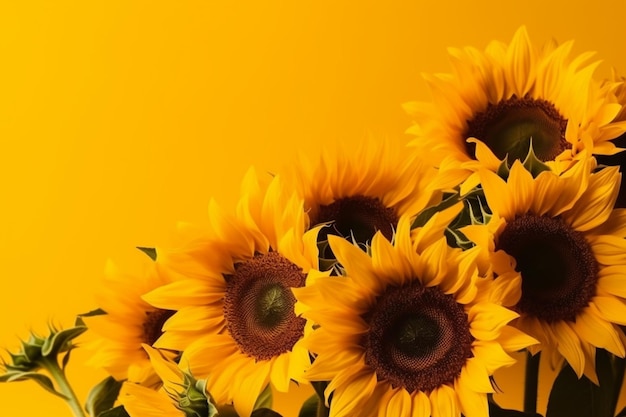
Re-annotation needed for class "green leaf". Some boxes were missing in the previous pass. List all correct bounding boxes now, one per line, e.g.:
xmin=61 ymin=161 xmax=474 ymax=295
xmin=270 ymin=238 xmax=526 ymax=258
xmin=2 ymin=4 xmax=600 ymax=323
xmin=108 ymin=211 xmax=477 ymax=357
xmin=42 ymin=326 xmax=87 ymax=356
xmin=0 ymin=371 xmax=68 ymax=400
xmin=75 ymin=308 xmax=107 ymax=327
xmin=85 ymin=376 xmax=123 ymax=417
xmin=253 ymin=384 xmax=273 ymax=410
xmin=98 ymin=405 xmax=130 ymax=417
xmin=546 ymin=349 xmax=614 ymax=417
xmin=298 ymin=394 xmax=319 ymax=417
xmin=251 ymin=409 xmax=282 ymax=417
xmin=137 ymin=246 xmax=157 ymax=261
xmin=412 ymin=193 xmax=460 ymax=229
xmin=445 ymin=227 xmax=474 ymax=250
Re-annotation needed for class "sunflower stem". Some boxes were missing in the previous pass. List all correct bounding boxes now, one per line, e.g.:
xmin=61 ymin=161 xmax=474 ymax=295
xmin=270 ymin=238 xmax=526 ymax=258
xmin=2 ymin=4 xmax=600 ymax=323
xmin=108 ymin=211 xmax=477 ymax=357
xmin=40 ymin=357 xmax=87 ymax=417
xmin=524 ymin=351 xmax=540 ymax=414
xmin=611 ymin=355 xmax=626 ymax=416
xmin=316 ymin=401 xmax=330 ymax=417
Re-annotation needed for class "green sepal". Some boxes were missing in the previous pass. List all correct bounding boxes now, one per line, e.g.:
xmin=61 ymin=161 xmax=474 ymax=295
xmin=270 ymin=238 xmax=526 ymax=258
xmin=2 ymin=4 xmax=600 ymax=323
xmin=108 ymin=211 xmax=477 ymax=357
xmin=60 ymin=347 xmax=73 ymax=371
xmin=98 ymin=405 xmax=130 ymax=417
xmin=496 ymin=157 xmax=511 ymax=179
xmin=253 ymin=384 xmax=272 ymax=410
xmin=251 ymin=409 xmax=282 ymax=417
xmin=546 ymin=349 xmax=615 ymax=417
xmin=522 ymin=140 xmax=551 ymax=177
xmin=0 ymin=371 xmax=68 ymax=400
xmin=21 ymin=339 xmax=44 ymax=363
xmin=85 ymin=376 xmax=123 ymax=417
xmin=5 ymin=354 xmax=39 ymax=372
xmin=41 ymin=326 xmax=87 ymax=356
xmin=298 ymin=394 xmax=319 ymax=417
xmin=137 ymin=246 xmax=157 ymax=261
xmin=318 ymin=257 xmax=337 ymax=273
xmin=495 ymin=141 xmax=550 ymax=180
xmin=316 ymin=239 xmax=337 ymax=272
xmin=173 ymin=373 xmax=218 ymax=417
xmin=75 ymin=308 xmax=107 ymax=327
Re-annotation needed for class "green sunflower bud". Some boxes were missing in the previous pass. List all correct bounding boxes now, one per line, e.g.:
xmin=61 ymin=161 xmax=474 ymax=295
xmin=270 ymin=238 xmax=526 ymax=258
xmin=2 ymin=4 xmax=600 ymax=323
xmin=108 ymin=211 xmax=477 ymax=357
xmin=1 ymin=324 xmax=87 ymax=401
xmin=172 ymin=372 xmax=217 ymax=417
xmin=2 ymin=326 xmax=85 ymax=373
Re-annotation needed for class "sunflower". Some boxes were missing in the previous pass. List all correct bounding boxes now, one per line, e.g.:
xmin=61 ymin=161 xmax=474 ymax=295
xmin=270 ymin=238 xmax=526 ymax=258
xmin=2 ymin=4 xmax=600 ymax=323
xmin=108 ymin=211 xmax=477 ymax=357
xmin=286 ymin=137 xmax=439 ymax=263
xmin=462 ymin=158 xmax=626 ymax=381
xmin=143 ymin=168 xmax=324 ymax=417
xmin=83 ymin=256 xmax=178 ymax=384
xmin=293 ymin=214 xmax=536 ymax=417
xmin=120 ymin=345 xmax=216 ymax=417
xmin=405 ymin=26 xmax=626 ymax=191
xmin=597 ymin=71 xmax=626 ymax=208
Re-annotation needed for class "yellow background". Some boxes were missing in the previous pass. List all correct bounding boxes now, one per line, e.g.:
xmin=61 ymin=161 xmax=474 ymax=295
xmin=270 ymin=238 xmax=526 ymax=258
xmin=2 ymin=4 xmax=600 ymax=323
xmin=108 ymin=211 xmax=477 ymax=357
xmin=0 ymin=1 xmax=624 ymax=416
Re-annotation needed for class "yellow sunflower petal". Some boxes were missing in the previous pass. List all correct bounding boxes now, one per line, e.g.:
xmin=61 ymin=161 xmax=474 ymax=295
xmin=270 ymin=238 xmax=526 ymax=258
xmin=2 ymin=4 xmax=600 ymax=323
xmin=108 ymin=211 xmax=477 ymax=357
xmin=429 ymin=384 xmax=460 ymax=417
xmin=411 ymin=390 xmax=431 ymax=417
xmin=386 ymin=387 xmax=412 ymax=417
xmin=468 ymin=303 xmax=519 ymax=341
xmin=592 ymin=296 xmax=626 ymax=326
xmin=328 ymin=370 xmax=377 ymax=417
xmin=455 ymin=378 xmax=489 ymax=417
xmin=572 ymin=304 xmax=625 ymax=357
xmin=552 ymin=321 xmax=585 ymax=377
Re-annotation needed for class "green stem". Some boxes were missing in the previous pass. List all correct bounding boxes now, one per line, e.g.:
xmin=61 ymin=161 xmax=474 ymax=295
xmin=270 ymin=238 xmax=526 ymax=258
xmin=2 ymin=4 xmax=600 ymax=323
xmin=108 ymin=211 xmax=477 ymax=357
xmin=316 ymin=401 xmax=330 ymax=417
xmin=524 ymin=351 xmax=540 ymax=414
xmin=611 ymin=356 xmax=626 ymax=416
xmin=311 ymin=381 xmax=330 ymax=417
xmin=40 ymin=357 xmax=87 ymax=417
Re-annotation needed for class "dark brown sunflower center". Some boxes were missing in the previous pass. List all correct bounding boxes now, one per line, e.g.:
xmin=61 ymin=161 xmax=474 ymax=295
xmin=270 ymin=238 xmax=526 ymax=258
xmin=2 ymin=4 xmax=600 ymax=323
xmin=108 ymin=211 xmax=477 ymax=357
xmin=143 ymin=309 xmax=175 ymax=346
xmin=224 ymin=251 xmax=306 ymax=361
xmin=496 ymin=214 xmax=598 ymax=322
xmin=363 ymin=282 xmax=473 ymax=393
xmin=313 ymin=195 xmax=398 ymax=252
xmin=465 ymin=95 xmax=569 ymax=162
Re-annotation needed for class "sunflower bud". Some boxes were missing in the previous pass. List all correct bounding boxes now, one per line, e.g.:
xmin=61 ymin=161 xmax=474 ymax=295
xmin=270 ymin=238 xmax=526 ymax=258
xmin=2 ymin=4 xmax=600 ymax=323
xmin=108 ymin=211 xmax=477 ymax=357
xmin=174 ymin=373 xmax=217 ymax=417
xmin=0 ymin=325 xmax=87 ymax=397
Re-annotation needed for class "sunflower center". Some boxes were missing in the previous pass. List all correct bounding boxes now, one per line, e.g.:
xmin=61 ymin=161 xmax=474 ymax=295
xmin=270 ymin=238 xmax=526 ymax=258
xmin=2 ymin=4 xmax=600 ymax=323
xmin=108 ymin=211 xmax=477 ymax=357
xmin=363 ymin=282 xmax=473 ymax=393
xmin=313 ymin=195 xmax=398 ymax=251
xmin=224 ymin=251 xmax=306 ymax=361
xmin=496 ymin=214 xmax=598 ymax=322
xmin=143 ymin=309 xmax=175 ymax=346
xmin=465 ymin=95 xmax=569 ymax=162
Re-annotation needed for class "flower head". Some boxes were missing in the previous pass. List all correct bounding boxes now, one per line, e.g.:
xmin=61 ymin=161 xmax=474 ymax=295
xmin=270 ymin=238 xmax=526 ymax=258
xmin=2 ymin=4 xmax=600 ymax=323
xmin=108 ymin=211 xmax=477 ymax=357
xmin=286 ymin=137 xmax=439 ymax=265
xmin=294 ymin=214 xmax=536 ymax=417
xmin=463 ymin=158 xmax=626 ymax=380
xmin=83 ymin=256 xmax=177 ymax=384
xmin=405 ymin=26 xmax=626 ymax=190
xmin=143 ymin=168 xmax=323 ymax=417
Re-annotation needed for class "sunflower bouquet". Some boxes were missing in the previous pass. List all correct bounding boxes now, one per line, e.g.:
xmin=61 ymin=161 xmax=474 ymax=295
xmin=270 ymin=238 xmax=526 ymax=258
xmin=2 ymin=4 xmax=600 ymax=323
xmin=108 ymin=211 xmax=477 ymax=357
xmin=2 ymin=26 xmax=626 ymax=417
